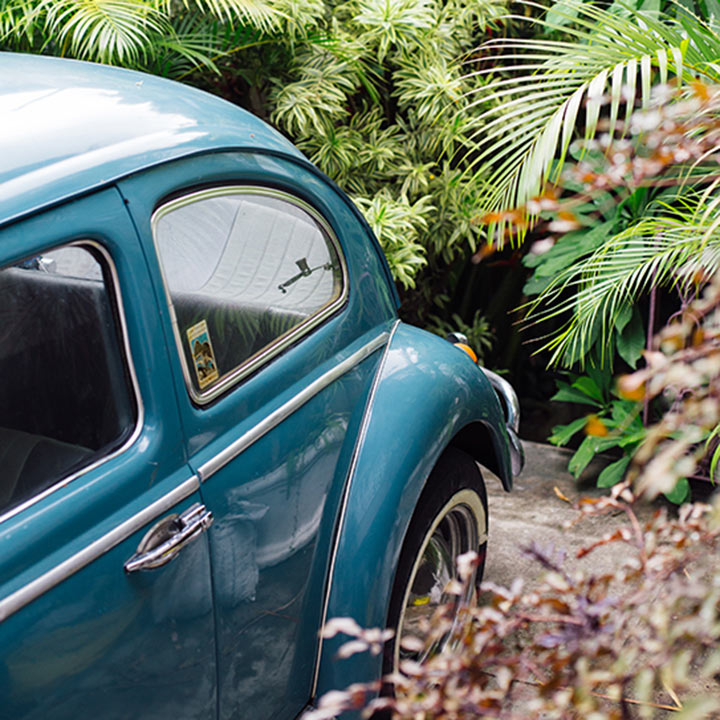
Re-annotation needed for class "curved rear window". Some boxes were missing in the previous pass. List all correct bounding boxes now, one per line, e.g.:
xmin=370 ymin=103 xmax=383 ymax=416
xmin=152 ymin=187 xmax=347 ymax=402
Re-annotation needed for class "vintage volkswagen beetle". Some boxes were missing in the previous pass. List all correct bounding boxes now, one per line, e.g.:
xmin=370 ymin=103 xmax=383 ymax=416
xmin=0 ymin=53 xmax=523 ymax=719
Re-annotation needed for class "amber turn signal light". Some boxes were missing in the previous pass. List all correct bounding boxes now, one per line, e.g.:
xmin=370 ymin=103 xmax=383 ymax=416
xmin=453 ymin=342 xmax=478 ymax=363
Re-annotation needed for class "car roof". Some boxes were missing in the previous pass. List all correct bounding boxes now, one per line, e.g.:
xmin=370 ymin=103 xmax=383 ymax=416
xmin=0 ymin=53 xmax=304 ymax=226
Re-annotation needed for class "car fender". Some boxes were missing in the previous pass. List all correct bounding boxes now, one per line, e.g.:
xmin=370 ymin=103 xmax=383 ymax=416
xmin=313 ymin=320 xmax=513 ymax=699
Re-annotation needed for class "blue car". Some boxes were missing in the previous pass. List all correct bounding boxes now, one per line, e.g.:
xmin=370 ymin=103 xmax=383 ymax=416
xmin=0 ymin=53 xmax=523 ymax=719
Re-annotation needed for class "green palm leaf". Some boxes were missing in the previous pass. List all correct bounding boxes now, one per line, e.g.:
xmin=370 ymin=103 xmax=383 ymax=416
xmin=40 ymin=0 xmax=169 ymax=64
xmin=462 ymin=0 xmax=720 ymax=241
xmin=0 ymin=0 xmax=38 ymax=46
xmin=165 ymin=0 xmax=285 ymax=30
xmin=145 ymin=12 xmax=226 ymax=76
xmin=525 ymin=201 xmax=720 ymax=367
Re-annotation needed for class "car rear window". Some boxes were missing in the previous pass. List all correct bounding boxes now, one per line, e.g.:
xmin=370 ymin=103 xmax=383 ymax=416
xmin=152 ymin=187 xmax=346 ymax=402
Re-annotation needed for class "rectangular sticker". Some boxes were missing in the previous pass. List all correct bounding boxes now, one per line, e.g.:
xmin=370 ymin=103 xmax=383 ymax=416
xmin=187 ymin=320 xmax=220 ymax=389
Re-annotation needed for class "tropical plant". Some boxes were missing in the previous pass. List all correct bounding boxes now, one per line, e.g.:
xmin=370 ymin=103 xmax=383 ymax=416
xmin=520 ymin=84 xmax=720 ymax=368
xmin=506 ymin=82 xmax=720 ymax=498
xmin=266 ymin=0 xmax=509 ymax=292
xmin=546 ymin=365 xmax=654 ymax=493
xmin=468 ymin=2 xmax=720 ymax=363
xmin=466 ymin=0 xmax=720 ymax=244
xmin=461 ymin=0 xmax=720 ymax=490
xmin=0 ymin=0 xmax=304 ymax=75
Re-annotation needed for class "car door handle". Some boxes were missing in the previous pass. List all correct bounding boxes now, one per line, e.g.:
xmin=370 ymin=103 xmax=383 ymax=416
xmin=124 ymin=502 xmax=213 ymax=573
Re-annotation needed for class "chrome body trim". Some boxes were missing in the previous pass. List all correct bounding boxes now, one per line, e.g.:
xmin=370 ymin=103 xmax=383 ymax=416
xmin=150 ymin=186 xmax=350 ymax=406
xmin=0 ymin=239 xmax=145 ymax=527
xmin=480 ymin=367 xmax=525 ymax=477
xmin=480 ymin=368 xmax=520 ymax=433
xmin=310 ymin=319 xmax=400 ymax=697
xmin=506 ymin=426 xmax=525 ymax=478
xmin=0 ymin=476 xmax=200 ymax=623
xmin=197 ymin=331 xmax=390 ymax=482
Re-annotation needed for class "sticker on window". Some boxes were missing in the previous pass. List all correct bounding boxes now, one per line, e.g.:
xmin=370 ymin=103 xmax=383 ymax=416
xmin=187 ymin=320 xmax=219 ymax=389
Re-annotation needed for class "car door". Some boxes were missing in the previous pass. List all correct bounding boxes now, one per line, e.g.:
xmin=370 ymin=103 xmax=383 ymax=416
xmin=125 ymin=175 xmax=395 ymax=720
xmin=0 ymin=189 xmax=217 ymax=720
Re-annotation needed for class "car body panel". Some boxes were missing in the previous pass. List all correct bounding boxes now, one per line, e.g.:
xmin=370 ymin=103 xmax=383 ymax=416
xmin=0 ymin=189 xmax=217 ymax=719
xmin=116 ymin=150 xmax=400 ymax=437
xmin=197 ymin=337 xmax=387 ymax=720
xmin=0 ymin=53 xmax=520 ymax=720
xmin=0 ymin=54 xmax=300 ymax=229
xmin=118 ymin=151 xmax=403 ymax=718
xmin=314 ymin=322 xmax=511 ymax=696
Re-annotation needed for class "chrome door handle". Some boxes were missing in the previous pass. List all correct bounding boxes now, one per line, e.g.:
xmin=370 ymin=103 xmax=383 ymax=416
xmin=124 ymin=502 xmax=213 ymax=573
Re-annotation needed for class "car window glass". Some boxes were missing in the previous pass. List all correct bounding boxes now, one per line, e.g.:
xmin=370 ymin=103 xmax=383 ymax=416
xmin=0 ymin=245 xmax=137 ymax=516
xmin=153 ymin=189 xmax=344 ymax=400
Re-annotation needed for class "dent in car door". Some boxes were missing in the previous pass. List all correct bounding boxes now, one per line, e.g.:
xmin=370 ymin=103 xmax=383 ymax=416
xmin=0 ymin=190 xmax=216 ymax=720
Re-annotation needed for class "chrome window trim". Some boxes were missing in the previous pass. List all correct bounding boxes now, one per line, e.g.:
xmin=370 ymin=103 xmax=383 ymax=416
xmin=198 ymin=330 xmax=390 ymax=482
xmin=0 ymin=239 xmax=145 ymax=527
xmin=150 ymin=186 xmax=350 ymax=405
xmin=0 ymin=476 xmax=199 ymax=623
xmin=311 ymin=318 xmax=400 ymax=697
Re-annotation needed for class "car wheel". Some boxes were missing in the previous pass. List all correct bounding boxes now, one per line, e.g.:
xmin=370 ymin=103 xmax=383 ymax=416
xmin=385 ymin=447 xmax=488 ymax=676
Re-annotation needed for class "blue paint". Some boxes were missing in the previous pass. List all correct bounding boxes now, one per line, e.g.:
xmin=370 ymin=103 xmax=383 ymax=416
xmin=0 ymin=54 xmax=517 ymax=720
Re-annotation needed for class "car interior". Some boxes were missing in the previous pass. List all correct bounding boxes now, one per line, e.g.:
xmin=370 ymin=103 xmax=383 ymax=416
xmin=0 ymin=249 xmax=136 ymax=513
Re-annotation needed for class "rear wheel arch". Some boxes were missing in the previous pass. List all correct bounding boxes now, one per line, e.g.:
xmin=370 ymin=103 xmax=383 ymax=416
xmin=448 ymin=421 xmax=510 ymax=490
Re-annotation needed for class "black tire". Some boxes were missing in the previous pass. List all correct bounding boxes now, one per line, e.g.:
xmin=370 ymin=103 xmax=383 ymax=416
xmin=383 ymin=447 xmax=488 ymax=677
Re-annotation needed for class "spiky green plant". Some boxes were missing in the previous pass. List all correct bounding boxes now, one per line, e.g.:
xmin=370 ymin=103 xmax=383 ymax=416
xmin=266 ymin=0 xmax=508 ymax=290
xmin=465 ymin=0 xmax=720 ymax=243
xmin=531 ymin=202 xmax=720 ymax=367
xmin=0 ymin=0 xmax=321 ymax=77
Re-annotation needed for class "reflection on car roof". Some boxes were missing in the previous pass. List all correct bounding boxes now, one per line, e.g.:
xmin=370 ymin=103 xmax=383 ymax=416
xmin=0 ymin=53 xmax=303 ymax=227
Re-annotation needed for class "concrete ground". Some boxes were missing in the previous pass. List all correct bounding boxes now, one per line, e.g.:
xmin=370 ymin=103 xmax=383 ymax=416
xmin=480 ymin=440 xmax=719 ymax=716
xmin=483 ymin=440 xmax=651 ymax=589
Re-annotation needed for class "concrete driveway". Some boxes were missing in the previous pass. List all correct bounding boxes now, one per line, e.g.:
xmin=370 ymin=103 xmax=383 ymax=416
xmin=480 ymin=441 xmax=719 ymax=715
xmin=483 ymin=440 xmax=644 ymax=589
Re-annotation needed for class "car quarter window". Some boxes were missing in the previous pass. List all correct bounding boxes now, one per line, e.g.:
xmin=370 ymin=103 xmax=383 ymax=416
xmin=152 ymin=187 xmax=346 ymax=402
xmin=0 ymin=244 xmax=138 ymax=518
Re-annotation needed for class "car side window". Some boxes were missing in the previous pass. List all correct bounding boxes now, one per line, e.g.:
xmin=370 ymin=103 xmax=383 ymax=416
xmin=0 ymin=244 xmax=138 ymax=517
xmin=152 ymin=187 xmax=346 ymax=402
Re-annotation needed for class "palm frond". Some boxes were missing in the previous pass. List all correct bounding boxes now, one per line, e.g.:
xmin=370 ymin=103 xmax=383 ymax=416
xmin=147 ymin=11 xmax=271 ymax=78
xmin=525 ymin=202 xmax=720 ymax=367
xmin=0 ymin=0 xmax=39 ymax=45
xmin=144 ymin=11 xmax=226 ymax=76
xmin=461 ymin=0 xmax=720 ymax=243
xmin=40 ymin=0 xmax=166 ymax=64
xmin=175 ymin=0 xmax=285 ymax=30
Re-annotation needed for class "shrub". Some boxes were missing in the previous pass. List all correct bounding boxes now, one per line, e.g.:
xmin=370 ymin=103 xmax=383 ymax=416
xmin=307 ymin=486 xmax=720 ymax=719
xmin=509 ymin=82 xmax=720 ymax=500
